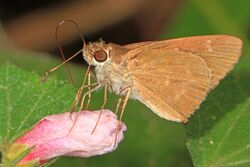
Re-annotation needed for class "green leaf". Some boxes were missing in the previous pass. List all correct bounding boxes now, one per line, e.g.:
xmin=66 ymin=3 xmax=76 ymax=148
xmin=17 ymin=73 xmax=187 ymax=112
xmin=0 ymin=63 xmax=75 ymax=165
xmin=187 ymin=57 xmax=250 ymax=167
xmin=164 ymin=0 xmax=250 ymax=165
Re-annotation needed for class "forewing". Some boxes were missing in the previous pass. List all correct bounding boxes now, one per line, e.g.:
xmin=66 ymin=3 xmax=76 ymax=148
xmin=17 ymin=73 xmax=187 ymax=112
xmin=125 ymin=35 xmax=242 ymax=89
xmin=128 ymin=50 xmax=211 ymax=122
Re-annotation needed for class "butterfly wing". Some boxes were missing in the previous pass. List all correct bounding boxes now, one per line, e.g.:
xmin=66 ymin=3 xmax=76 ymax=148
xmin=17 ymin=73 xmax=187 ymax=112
xmin=128 ymin=50 xmax=211 ymax=122
xmin=125 ymin=35 xmax=242 ymax=122
xmin=125 ymin=35 xmax=242 ymax=89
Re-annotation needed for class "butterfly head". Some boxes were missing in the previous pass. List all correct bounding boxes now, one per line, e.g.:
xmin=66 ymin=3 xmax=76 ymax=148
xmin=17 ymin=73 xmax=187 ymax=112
xmin=83 ymin=39 xmax=111 ymax=67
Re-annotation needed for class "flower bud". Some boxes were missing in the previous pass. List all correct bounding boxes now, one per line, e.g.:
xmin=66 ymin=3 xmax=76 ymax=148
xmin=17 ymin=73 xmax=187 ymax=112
xmin=8 ymin=110 xmax=126 ymax=166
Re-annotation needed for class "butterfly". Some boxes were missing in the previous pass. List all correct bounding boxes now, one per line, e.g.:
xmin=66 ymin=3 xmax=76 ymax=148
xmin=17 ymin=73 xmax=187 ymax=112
xmin=79 ymin=35 xmax=242 ymax=122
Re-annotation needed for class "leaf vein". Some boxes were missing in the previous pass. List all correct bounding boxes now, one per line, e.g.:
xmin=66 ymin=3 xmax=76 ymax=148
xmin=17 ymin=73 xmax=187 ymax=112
xmin=224 ymin=159 xmax=250 ymax=167
xmin=14 ymin=87 xmax=47 ymax=135
xmin=5 ymin=65 xmax=12 ymax=141
xmin=210 ymin=77 xmax=249 ymax=165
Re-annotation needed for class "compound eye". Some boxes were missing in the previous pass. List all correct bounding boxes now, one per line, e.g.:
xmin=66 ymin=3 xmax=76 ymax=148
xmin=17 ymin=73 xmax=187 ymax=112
xmin=94 ymin=50 xmax=107 ymax=62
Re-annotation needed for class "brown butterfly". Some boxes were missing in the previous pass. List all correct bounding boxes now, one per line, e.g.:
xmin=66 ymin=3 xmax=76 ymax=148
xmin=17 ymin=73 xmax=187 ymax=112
xmin=79 ymin=35 xmax=242 ymax=123
xmin=46 ymin=20 xmax=242 ymax=123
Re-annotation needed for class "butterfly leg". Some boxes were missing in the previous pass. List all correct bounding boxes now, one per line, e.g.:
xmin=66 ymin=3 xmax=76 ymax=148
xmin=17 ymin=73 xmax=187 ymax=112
xmin=119 ymin=87 xmax=131 ymax=121
xmin=91 ymin=79 xmax=108 ymax=134
xmin=84 ymin=72 xmax=97 ymax=110
xmin=78 ymin=82 xmax=101 ymax=113
xmin=85 ymin=72 xmax=92 ymax=110
xmin=70 ymin=83 xmax=101 ymax=132
xmin=113 ymin=87 xmax=131 ymax=146
xmin=115 ymin=97 xmax=122 ymax=115
xmin=70 ymin=65 xmax=91 ymax=113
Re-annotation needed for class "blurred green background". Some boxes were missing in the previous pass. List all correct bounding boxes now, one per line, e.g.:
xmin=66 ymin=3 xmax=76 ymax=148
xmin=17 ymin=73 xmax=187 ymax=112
xmin=0 ymin=0 xmax=249 ymax=166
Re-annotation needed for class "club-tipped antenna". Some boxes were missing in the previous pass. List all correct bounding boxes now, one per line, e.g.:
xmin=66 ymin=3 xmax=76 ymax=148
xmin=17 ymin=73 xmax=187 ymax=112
xmin=55 ymin=19 xmax=87 ymax=85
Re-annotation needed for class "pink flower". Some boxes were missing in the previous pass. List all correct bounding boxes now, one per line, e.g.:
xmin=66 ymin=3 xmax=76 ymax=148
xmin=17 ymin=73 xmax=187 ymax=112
xmin=9 ymin=110 xmax=127 ymax=166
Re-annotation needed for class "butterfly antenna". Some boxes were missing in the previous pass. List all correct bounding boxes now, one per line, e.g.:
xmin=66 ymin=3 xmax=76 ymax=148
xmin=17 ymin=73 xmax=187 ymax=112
xmin=55 ymin=19 xmax=87 ymax=85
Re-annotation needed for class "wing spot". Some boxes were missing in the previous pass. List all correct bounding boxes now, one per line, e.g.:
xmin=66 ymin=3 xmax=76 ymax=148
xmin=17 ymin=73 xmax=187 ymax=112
xmin=174 ymin=48 xmax=180 ymax=51
xmin=173 ymin=89 xmax=186 ymax=101
xmin=208 ymin=47 xmax=213 ymax=52
xmin=164 ymin=80 xmax=170 ymax=86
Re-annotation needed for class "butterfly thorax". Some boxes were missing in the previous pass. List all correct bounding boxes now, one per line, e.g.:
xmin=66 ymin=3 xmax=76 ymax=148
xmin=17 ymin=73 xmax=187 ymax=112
xmin=95 ymin=58 xmax=134 ymax=96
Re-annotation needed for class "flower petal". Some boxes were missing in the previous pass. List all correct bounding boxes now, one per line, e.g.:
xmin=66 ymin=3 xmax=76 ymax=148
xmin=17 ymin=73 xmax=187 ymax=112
xmin=12 ymin=110 xmax=126 ymax=165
